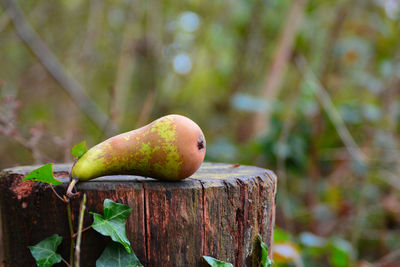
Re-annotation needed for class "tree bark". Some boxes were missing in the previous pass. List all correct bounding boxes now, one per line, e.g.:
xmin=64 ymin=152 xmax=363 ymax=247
xmin=0 ymin=162 xmax=276 ymax=267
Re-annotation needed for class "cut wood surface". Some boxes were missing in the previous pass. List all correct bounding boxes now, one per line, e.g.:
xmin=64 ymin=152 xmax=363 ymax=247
xmin=0 ymin=162 xmax=277 ymax=267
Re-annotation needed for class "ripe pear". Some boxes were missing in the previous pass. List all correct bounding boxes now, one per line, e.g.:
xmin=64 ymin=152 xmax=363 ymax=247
xmin=70 ymin=114 xmax=206 ymax=182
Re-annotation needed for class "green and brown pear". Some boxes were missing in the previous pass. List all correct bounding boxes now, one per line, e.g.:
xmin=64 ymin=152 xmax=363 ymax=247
xmin=70 ymin=114 xmax=206 ymax=181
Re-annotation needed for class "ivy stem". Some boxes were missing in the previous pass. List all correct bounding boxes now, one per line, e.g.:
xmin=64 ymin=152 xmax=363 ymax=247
xmin=75 ymin=193 xmax=87 ymax=267
xmin=49 ymin=184 xmax=66 ymax=203
xmin=64 ymin=196 xmax=75 ymax=265
xmin=61 ymin=257 xmax=71 ymax=267
xmin=72 ymin=225 xmax=92 ymax=239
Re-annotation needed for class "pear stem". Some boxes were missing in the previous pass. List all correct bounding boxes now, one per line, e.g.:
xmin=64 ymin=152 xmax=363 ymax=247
xmin=66 ymin=178 xmax=78 ymax=198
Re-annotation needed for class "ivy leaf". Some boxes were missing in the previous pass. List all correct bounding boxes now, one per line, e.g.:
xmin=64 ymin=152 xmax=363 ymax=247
xmin=96 ymin=242 xmax=143 ymax=267
xmin=202 ymin=256 xmax=233 ymax=267
xmin=91 ymin=199 xmax=132 ymax=253
xmin=253 ymin=234 xmax=273 ymax=267
xmin=71 ymin=141 xmax=87 ymax=159
xmin=28 ymin=234 xmax=63 ymax=267
xmin=23 ymin=163 xmax=62 ymax=185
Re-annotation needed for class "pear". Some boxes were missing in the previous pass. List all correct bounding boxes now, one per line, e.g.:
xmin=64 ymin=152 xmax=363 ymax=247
xmin=70 ymin=114 xmax=206 ymax=182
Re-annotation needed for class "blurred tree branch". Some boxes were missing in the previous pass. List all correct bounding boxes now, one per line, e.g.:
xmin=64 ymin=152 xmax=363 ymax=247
xmin=250 ymin=0 xmax=308 ymax=138
xmin=380 ymin=51 xmax=400 ymax=133
xmin=302 ymin=2 xmax=353 ymax=234
xmin=276 ymin=82 xmax=302 ymax=232
xmin=135 ymin=0 xmax=163 ymax=128
xmin=297 ymin=56 xmax=370 ymax=262
xmin=318 ymin=1 xmax=351 ymax=82
xmin=114 ymin=0 xmax=161 ymax=130
xmin=0 ymin=8 xmax=10 ymax=33
xmin=80 ymin=0 xmax=104 ymax=61
xmin=1 ymin=0 xmax=110 ymax=130
xmin=113 ymin=0 xmax=145 ymax=130
xmin=230 ymin=0 xmax=264 ymax=142
xmin=296 ymin=56 xmax=367 ymax=167
xmin=136 ymin=89 xmax=156 ymax=128
xmin=308 ymin=0 xmax=352 ymax=182
xmin=134 ymin=0 xmax=164 ymax=128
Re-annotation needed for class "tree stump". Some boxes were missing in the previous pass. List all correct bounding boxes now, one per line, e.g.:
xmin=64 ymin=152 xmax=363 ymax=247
xmin=0 ymin=162 xmax=277 ymax=267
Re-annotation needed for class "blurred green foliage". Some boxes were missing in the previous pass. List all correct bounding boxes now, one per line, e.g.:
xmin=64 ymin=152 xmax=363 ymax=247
xmin=1 ymin=0 xmax=400 ymax=265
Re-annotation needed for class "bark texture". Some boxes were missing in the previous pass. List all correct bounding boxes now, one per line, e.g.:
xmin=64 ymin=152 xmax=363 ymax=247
xmin=0 ymin=162 xmax=276 ymax=267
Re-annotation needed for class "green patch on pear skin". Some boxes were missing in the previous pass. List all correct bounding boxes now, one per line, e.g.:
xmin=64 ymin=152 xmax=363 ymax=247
xmin=151 ymin=116 xmax=182 ymax=179
xmin=135 ymin=142 xmax=160 ymax=171
xmin=151 ymin=116 xmax=176 ymax=142
xmin=72 ymin=115 xmax=185 ymax=181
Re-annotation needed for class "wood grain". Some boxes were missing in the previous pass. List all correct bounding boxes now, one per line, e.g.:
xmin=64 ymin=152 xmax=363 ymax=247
xmin=0 ymin=163 xmax=276 ymax=267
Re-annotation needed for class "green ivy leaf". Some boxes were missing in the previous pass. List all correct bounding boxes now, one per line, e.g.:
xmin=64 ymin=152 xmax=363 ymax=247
xmin=28 ymin=234 xmax=63 ymax=267
xmin=96 ymin=242 xmax=143 ymax=267
xmin=253 ymin=234 xmax=273 ymax=267
xmin=71 ymin=141 xmax=87 ymax=159
xmin=23 ymin=163 xmax=62 ymax=185
xmin=91 ymin=199 xmax=132 ymax=253
xmin=202 ymin=256 xmax=233 ymax=267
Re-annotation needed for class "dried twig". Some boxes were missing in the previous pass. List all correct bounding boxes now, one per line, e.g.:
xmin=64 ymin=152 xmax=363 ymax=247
xmin=0 ymin=97 xmax=49 ymax=163
xmin=1 ymin=0 xmax=110 ymax=130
